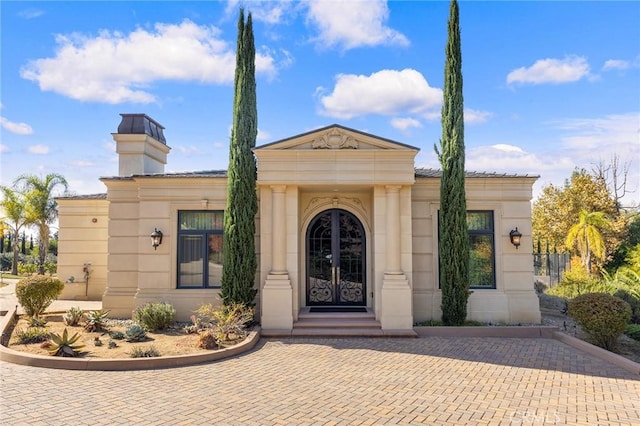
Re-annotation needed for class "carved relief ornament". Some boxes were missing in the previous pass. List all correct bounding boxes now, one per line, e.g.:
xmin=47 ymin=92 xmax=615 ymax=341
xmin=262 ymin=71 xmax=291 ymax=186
xmin=311 ymin=129 xmax=358 ymax=149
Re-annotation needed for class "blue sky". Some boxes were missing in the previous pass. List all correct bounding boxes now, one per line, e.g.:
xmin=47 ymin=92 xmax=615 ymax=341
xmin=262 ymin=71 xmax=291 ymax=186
xmin=1 ymin=0 xmax=639 ymax=207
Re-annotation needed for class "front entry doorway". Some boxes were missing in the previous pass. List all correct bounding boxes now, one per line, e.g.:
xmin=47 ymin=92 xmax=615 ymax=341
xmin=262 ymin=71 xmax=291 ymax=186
xmin=306 ymin=209 xmax=366 ymax=306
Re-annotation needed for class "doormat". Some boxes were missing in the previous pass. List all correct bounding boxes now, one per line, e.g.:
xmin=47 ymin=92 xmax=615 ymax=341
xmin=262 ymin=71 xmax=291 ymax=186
xmin=309 ymin=307 xmax=368 ymax=313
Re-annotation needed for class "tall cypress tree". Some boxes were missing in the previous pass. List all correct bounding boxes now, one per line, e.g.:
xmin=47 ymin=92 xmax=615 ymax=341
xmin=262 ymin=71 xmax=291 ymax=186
xmin=436 ymin=0 xmax=469 ymax=326
xmin=221 ymin=9 xmax=258 ymax=307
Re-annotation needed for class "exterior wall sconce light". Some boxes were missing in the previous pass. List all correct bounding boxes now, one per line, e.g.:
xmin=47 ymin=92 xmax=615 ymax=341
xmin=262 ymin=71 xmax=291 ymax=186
xmin=150 ymin=228 xmax=163 ymax=250
xmin=509 ymin=227 xmax=522 ymax=249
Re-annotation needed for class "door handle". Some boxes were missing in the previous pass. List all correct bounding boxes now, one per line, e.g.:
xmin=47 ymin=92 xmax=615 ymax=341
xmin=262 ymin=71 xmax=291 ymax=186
xmin=336 ymin=266 xmax=340 ymax=284
xmin=332 ymin=266 xmax=336 ymax=284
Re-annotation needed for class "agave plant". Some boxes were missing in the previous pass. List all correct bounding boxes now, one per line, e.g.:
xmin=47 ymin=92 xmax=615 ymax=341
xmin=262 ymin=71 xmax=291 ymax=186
xmin=125 ymin=324 xmax=147 ymax=342
xmin=48 ymin=328 xmax=85 ymax=357
xmin=84 ymin=310 xmax=110 ymax=332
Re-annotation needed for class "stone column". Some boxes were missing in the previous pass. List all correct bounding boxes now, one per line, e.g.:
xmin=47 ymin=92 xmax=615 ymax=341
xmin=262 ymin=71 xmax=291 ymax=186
xmin=385 ymin=185 xmax=402 ymax=274
xmin=381 ymin=185 xmax=414 ymax=332
xmin=271 ymin=185 xmax=287 ymax=274
xmin=261 ymin=185 xmax=293 ymax=331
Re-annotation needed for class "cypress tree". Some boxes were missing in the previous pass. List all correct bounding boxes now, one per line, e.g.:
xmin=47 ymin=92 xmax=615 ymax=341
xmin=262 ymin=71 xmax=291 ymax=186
xmin=436 ymin=0 xmax=469 ymax=325
xmin=221 ymin=9 xmax=258 ymax=306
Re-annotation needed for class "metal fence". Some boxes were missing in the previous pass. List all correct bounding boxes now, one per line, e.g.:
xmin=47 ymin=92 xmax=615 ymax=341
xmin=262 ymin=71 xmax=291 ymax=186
xmin=533 ymin=252 xmax=571 ymax=287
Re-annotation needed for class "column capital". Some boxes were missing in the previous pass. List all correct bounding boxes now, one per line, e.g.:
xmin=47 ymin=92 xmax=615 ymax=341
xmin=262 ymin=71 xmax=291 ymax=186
xmin=384 ymin=185 xmax=402 ymax=192
xmin=270 ymin=185 xmax=287 ymax=193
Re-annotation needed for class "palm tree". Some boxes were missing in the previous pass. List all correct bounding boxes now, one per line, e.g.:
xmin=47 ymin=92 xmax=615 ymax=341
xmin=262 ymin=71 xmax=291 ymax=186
xmin=565 ymin=210 xmax=609 ymax=274
xmin=0 ymin=186 xmax=28 ymax=275
xmin=15 ymin=174 xmax=68 ymax=274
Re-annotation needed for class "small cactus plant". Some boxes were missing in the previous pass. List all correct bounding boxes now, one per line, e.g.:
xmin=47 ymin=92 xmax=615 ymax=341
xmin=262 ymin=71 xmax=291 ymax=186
xmin=48 ymin=328 xmax=85 ymax=357
xmin=63 ymin=307 xmax=84 ymax=326
xmin=125 ymin=324 xmax=147 ymax=342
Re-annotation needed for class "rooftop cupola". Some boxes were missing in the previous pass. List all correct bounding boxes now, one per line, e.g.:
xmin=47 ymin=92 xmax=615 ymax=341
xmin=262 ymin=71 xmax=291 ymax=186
xmin=113 ymin=113 xmax=171 ymax=176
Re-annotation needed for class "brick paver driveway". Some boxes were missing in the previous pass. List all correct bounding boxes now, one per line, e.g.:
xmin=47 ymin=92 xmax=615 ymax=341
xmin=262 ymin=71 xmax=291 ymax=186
xmin=1 ymin=337 xmax=639 ymax=425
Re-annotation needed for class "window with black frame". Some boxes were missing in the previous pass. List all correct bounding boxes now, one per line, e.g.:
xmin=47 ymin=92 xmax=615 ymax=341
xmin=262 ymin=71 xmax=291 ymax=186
xmin=438 ymin=210 xmax=496 ymax=289
xmin=177 ymin=211 xmax=224 ymax=288
xmin=467 ymin=211 xmax=495 ymax=288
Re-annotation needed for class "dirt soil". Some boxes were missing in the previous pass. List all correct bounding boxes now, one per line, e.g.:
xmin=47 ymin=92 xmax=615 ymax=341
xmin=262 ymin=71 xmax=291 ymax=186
xmin=7 ymin=315 xmax=222 ymax=359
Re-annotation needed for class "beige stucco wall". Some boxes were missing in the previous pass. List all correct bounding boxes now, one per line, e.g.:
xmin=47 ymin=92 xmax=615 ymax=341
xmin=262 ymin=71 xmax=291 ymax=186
xmin=57 ymin=197 xmax=109 ymax=300
xmin=411 ymin=176 xmax=541 ymax=324
xmin=101 ymin=175 xmax=257 ymax=321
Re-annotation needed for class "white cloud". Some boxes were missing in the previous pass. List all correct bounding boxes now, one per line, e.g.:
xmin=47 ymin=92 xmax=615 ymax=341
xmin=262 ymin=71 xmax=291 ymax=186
xmin=550 ymin=112 xmax=640 ymax=206
xmin=0 ymin=117 xmax=34 ymax=135
xmin=18 ymin=8 xmax=44 ymax=19
xmin=257 ymin=128 xmax=272 ymax=142
xmin=0 ymin=144 xmax=9 ymax=153
xmin=177 ymin=145 xmax=201 ymax=156
xmin=70 ymin=160 xmax=94 ymax=167
xmin=391 ymin=117 xmax=422 ymax=131
xmin=306 ymin=0 xmax=409 ymax=50
xmin=20 ymin=20 xmax=277 ymax=104
xmin=553 ymin=112 xmax=640 ymax=153
xmin=318 ymin=69 xmax=441 ymax=119
xmin=464 ymin=108 xmax=493 ymax=125
xmin=603 ymin=59 xmax=630 ymax=71
xmin=28 ymin=144 xmax=50 ymax=155
xmin=507 ymin=56 xmax=590 ymax=85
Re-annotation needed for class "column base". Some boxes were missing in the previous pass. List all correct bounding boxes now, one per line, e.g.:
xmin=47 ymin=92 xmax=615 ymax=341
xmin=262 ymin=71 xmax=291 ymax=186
xmin=381 ymin=274 xmax=413 ymax=330
xmin=261 ymin=274 xmax=293 ymax=330
xmin=102 ymin=290 xmax=137 ymax=319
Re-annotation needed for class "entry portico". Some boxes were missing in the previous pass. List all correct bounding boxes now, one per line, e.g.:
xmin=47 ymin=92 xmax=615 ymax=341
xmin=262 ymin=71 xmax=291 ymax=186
xmin=255 ymin=125 xmax=418 ymax=332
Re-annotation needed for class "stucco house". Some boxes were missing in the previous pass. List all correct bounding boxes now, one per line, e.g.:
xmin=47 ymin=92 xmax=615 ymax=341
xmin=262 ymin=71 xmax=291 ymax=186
xmin=56 ymin=113 xmax=541 ymax=334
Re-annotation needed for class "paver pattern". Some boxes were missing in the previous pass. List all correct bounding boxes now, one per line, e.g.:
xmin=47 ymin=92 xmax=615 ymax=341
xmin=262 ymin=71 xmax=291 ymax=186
xmin=1 ymin=336 xmax=639 ymax=425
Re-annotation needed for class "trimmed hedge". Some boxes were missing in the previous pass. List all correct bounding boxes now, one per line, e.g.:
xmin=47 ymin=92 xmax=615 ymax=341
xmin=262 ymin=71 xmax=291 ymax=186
xmin=15 ymin=275 xmax=64 ymax=318
xmin=567 ymin=292 xmax=631 ymax=351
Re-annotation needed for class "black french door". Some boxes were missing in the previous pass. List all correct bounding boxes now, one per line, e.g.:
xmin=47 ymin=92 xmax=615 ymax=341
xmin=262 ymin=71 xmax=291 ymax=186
xmin=306 ymin=209 xmax=366 ymax=306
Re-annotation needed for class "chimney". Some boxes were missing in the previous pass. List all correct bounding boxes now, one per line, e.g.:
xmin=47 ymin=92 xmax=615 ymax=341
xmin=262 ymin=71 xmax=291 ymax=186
xmin=113 ymin=114 xmax=171 ymax=176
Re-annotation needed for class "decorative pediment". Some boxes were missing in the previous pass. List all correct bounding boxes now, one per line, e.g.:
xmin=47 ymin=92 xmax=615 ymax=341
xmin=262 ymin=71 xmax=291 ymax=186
xmin=254 ymin=124 xmax=419 ymax=152
xmin=311 ymin=128 xmax=358 ymax=149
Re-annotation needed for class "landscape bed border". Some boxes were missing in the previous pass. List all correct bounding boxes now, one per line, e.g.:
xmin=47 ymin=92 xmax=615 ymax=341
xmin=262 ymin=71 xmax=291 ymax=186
xmin=0 ymin=306 xmax=260 ymax=371
xmin=1 ymin=306 xmax=638 ymax=375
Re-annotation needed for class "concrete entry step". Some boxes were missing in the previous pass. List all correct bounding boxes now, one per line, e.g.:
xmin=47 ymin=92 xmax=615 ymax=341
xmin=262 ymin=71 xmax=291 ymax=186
xmin=277 ymin=307 xmax=418 ymax=338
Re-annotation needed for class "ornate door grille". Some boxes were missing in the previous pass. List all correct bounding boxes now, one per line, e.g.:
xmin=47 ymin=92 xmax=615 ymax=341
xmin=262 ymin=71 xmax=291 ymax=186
xmin=306 ymin=209 xmax=365 ymax=306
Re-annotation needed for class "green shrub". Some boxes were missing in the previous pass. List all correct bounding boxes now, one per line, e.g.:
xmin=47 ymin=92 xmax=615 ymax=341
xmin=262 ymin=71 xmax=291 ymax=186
xmin=625 ymin=324 xmax=640 ymax=341
xmin=613 ymin=289 xmax=640 ymax=324
xmin=15 ymin=275 xmax=64 ymax=318
xmin=129 ymin=345 xmax=160 ymax=358
xmin=547 ymin=269 xmax=615 ymax=299
xmin=15 ymin=327 xmax=50 ymax=344
xmin=134 ymin=302 xmax=176 ymax=331
xmin=195 ymin=303 xmax=254 ymax=343
xmin=568 ymin=292 xmax=631 ymax=351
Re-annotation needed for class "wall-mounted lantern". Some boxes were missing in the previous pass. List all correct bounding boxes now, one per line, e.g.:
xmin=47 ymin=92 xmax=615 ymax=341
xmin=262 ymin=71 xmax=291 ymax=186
xmin=150 ymin=228 xmax=163 ymax=250
xmin=509 ymin=227 xmax=522 ymax=249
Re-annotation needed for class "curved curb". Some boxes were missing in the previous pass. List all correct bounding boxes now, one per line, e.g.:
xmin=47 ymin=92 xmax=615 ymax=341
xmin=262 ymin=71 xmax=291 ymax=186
xmin=0 ymin=307 xmax=261 ymax=371
xmin=552 ymin=331 xmax=640 ymax=376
